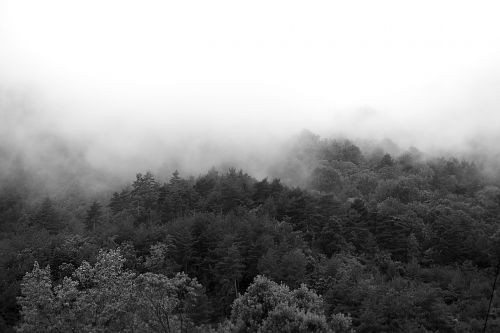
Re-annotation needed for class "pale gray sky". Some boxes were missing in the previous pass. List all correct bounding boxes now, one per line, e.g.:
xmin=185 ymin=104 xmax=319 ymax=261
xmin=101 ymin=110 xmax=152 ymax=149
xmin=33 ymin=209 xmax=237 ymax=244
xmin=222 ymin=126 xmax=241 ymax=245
xmin=1 ymin=0 xmax=500 ymax=173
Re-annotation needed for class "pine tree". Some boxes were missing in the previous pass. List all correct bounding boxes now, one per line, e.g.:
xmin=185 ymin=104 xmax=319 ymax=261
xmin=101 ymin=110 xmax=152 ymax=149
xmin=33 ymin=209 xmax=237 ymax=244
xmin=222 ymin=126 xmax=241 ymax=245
xmin=33 ymin=197 xmax=61 ymax=233
xmin=85 ymin=201 xmax=102 ymax=232
xmin=130 ymin=172 xmax=159 ymax=225
xmin=108 ymin=192 xmax=122 ymax=214
xmin=216 ymin=244 xmax=245 ymax=297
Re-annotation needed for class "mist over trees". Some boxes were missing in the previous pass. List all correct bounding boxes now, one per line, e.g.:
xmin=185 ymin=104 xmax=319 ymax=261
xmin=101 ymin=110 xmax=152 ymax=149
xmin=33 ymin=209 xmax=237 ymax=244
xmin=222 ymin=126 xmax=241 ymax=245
xmin=1 ymin=131 xmax=500 ymax=332
xmin=2 ymin=0 xmax=500 ymax=331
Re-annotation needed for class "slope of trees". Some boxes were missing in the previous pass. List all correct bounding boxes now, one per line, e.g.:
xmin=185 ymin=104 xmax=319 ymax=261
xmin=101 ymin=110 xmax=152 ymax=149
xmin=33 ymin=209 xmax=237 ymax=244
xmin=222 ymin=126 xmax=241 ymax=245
xmin=1 ymin=134 xmax=500 ymax=332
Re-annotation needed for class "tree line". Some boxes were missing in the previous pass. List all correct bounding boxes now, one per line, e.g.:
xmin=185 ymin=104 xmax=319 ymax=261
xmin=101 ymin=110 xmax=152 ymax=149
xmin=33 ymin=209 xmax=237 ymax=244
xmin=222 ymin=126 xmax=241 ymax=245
xmin=1 ymin=133 xmax=500 ymax=332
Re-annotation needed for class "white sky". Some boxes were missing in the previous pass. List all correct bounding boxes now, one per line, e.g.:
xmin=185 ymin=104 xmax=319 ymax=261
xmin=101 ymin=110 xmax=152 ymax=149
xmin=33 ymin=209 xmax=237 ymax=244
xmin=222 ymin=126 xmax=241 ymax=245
xmin=1 ymin=0 xmax=500 ymax=169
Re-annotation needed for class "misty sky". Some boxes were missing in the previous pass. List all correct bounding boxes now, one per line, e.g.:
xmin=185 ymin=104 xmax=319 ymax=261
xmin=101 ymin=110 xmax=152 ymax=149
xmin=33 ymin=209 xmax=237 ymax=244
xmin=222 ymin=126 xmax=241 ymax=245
xmin=1 ymin=0 xmax=500 ymax=174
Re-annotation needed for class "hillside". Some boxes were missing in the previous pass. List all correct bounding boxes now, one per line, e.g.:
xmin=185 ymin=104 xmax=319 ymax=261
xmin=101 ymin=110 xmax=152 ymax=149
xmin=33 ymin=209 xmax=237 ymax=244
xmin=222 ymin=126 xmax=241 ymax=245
xmin=1 ymin=134 xmax=499 ymax=332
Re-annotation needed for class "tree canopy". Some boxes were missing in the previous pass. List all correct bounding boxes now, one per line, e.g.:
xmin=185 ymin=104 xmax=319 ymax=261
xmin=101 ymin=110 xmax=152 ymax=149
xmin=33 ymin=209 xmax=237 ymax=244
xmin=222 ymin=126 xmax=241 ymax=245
xmin=1 ymin=134 xmax=500 ymax=332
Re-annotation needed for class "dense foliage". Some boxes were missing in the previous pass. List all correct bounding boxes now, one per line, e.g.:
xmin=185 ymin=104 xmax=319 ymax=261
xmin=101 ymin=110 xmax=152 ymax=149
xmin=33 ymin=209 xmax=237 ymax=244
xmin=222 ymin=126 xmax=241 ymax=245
xmin=1 ymin=133 xmax=500 ymax=332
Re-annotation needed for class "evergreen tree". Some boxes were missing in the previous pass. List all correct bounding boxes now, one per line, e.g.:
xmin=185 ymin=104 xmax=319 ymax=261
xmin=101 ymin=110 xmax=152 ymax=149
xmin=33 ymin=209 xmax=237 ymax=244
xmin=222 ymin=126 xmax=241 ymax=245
xmin=33 ymin=197 xmax=61 ymax=233
xmin=85 ymin=201 xmax=102 ymax=232
xmin=130 ymin=172 xmax=160 ymax=225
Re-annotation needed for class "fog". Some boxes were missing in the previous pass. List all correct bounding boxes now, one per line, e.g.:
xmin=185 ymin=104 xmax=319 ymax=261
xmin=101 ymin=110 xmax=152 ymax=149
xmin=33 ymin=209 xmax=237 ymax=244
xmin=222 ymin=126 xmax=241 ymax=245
xmin=1 ymin=0 xmax=500 ymax=192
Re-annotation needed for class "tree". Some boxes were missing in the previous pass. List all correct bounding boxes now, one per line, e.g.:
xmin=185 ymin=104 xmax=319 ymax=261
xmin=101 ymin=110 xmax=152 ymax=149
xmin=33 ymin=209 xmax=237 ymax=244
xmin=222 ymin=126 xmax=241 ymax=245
xmin=135 ymin=272 xmax=204 ymax=333
xmin=377 ymin=154 xmax=394 ymax=169
xmin=313 ymin=216 xmax=346 ymax=257
xmin=109 ymin=189 xmax=130 ymax=214
xmin=259 ymin=304 xmax=332 ymax=333
xmin=131 ymin=172 xmax=160 ymax=225
xmin=144 ymin=238 xmax=180 ymax=276
xmin=407 ymin=233 xmax=420 ymax=264
xmin=309 ymin=166 xmax=343 ymax=193
xmin=32 ymin=197 xmax=62 ymax=233
xmin=16 ymin=249 xmax=206 ymax=333
xmin=161 ymin=171 xmax=198 ymax=222
xmin=227 ymin=275 xmax=350 ymax=332
xmin=85 ymin=201 xmax=102 ymax=232
xmin=215 ymin=243 xmax=245 ymax=298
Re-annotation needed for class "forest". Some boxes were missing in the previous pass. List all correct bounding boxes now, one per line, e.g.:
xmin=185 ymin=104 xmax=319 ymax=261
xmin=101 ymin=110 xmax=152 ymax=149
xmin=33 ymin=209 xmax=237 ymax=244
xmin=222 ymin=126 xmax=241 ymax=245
xmin=1 ymin=131 xmax=500 ymax=332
